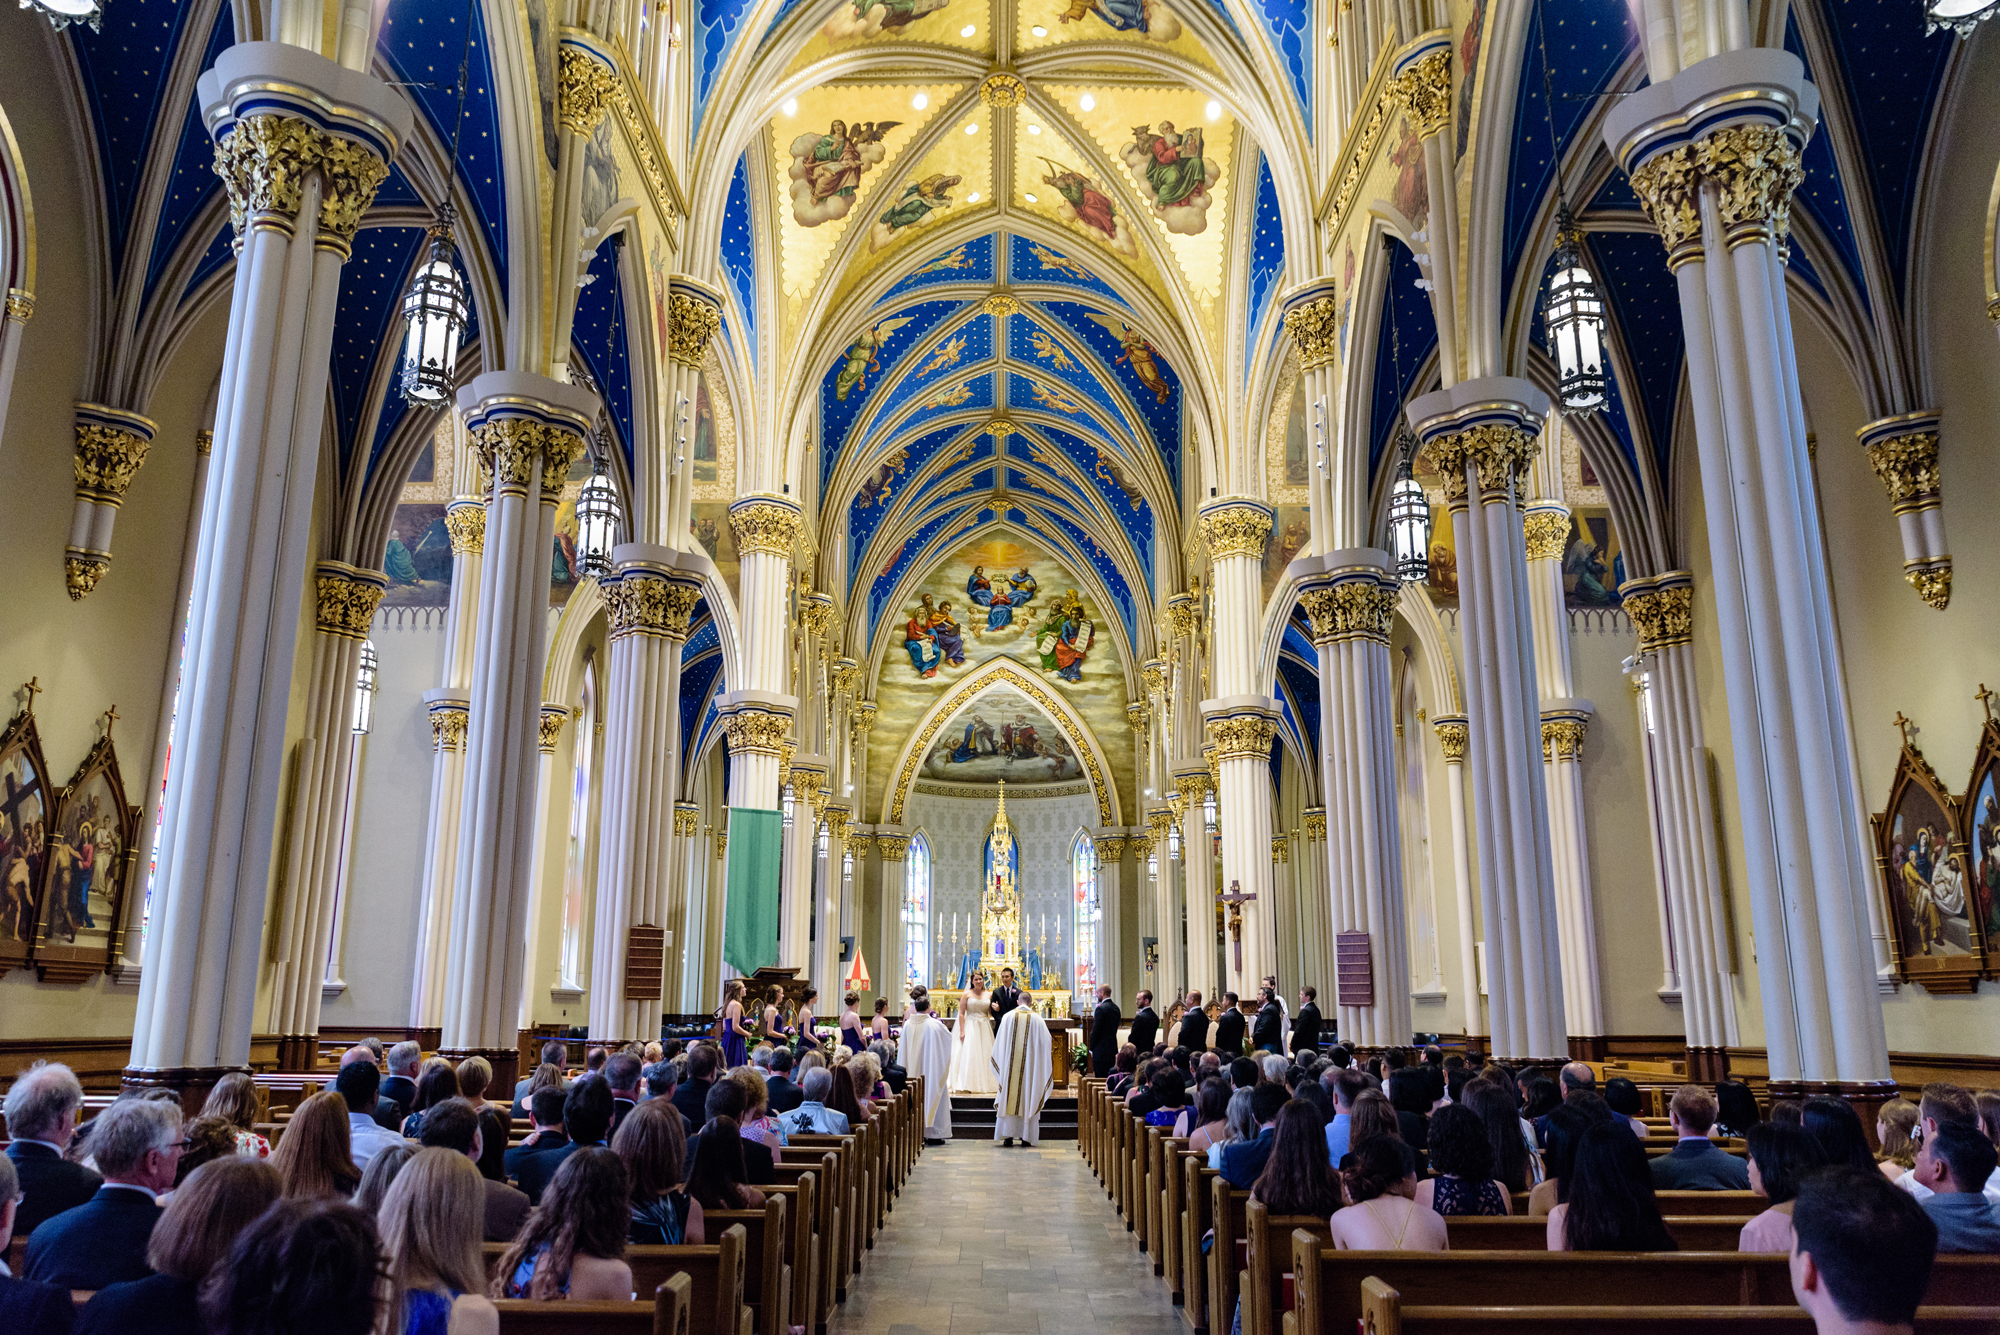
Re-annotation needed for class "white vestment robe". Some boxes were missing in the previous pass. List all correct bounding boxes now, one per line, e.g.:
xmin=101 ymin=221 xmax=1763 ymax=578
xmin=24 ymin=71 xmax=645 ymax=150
xmin=990 ymin=1006 xmax=1053 ymax=1144
xmin=905 ymin=1010 xmax=955 ymax=1140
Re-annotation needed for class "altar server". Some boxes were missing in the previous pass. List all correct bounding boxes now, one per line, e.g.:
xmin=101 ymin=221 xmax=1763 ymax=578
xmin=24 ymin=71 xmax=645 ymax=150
xmin=903 ymin=990 xmax=955 ymax=1144
xmin=991 ymin=1003 xmax=1054 ymax=1147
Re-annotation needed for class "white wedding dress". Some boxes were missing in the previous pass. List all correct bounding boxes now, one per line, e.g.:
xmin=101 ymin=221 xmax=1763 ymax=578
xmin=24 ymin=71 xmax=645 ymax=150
xmin=947 ymin=993 xmax=999 ymax=1094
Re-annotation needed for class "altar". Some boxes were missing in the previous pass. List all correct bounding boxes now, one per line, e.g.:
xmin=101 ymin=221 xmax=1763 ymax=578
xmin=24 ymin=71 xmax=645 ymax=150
xmin=933 ymin=782 xmax=1074 ymax=1002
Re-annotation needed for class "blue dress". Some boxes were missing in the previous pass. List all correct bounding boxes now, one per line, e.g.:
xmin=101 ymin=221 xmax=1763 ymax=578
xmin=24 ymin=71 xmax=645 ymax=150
xmin=721 ymin=1020 xmax=748 ymax=1068
xmin=841 ymin=1024 xmax=867 ymax=1054
xmin=503 ymin=1245 xmax=566 ymax=1298
xmin=405 ymin=1290 xmax=456 ymax=1335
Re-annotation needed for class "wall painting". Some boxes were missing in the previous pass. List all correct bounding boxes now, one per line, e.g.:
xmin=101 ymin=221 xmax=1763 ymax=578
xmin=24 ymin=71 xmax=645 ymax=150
xmin=33 ymin=728 xmax=138 ymax=984
xmin=1873 ymin=737 xmax=1989 ymax=994
xmin=0 ymin=709 xmax=52 ymax=975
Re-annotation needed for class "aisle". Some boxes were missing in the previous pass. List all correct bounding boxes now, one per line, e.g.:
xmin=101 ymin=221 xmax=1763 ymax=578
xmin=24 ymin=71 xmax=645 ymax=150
xmin=830 ymin=1139 xmax=1181 ymax=1335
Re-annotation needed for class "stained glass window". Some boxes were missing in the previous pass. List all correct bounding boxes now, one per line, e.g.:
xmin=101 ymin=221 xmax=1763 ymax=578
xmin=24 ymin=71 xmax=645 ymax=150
xmin=905 ymin=830 xmax=932 ymax=991
xmin=1073 ymin=830 xmax=1100 ymax=995
xmin=560 ymin=659 xmax=597 ymax=989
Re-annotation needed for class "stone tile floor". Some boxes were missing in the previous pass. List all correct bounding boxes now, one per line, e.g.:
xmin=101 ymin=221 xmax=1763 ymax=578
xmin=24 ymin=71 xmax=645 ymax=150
xmin=829 ymin=1139 xmax=1181 ymax=1335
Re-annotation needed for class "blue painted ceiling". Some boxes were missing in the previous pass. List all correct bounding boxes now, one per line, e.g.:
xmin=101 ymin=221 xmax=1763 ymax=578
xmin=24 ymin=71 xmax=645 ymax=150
xmin=572 ymin=236 xmax=639 ymax=474
xmin=1367 ymin=241 xmax=1436 ymax=472
xmin=720 ymin=156 xmax=759 ymax=363
xmin=1244 ymin=154 xmax=1285 ymax=375
xmin=1589 ymin=229 xmax=1682 ymax=475
xmin=142 ymin=3 xmax=234 ymax=304
xmin=330 ymin=226 xmax=427 ymax=474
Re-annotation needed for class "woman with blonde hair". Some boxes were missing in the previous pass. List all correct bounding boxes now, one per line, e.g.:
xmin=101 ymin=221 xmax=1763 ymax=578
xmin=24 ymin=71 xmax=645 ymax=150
xmin=377 ymin=1148 xmax=499 ymax=1335
xmin=733 ymin=1068 xmax=786 ymax=1151
xmin=76 ymin=1156 xmax=281 ymax=1334
xmin=201 ymin=1071 xmax=272 ymax=1159
xmin=1875 ymin=1097 xmax=1920 ymax=1179
xmin=454 ymin=1056 xmax=495 ymax=1105
xmin=355 ymin=1141 xmax=415 ymax=1217
xmin=855 ymin=1052 xmax=888 ymax=1105
xmin=270 ymin=1091 xmax=361 ymax=1201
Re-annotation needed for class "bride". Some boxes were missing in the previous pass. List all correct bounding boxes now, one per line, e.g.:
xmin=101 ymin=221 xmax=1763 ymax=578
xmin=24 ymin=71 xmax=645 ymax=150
xmin=947 ymin=972 xmax=999 ymax=1095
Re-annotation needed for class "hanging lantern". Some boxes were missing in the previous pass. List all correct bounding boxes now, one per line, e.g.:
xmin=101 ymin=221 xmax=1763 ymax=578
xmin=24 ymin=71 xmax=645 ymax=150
xmin=781 ymin=784 xmax=795 ymax=832
xmin=352 ymin=641 xmax=379 ymax=735
xmin=399 ymin=214 xmax=470 ymax=410
xmin=1167 ymin=822 xmax=1181 ymax=861
xmin=1386 ymin=433 xmax=1431 ymax=584
xmin=1544 ymin=207 xmax=1606 ymax=416
xmin=575 ymin=460 xmax=621 ymax=579
xmin=22 ymin=0 xmax=104 ymax=30
xmin=1927 ymin=0 xmax=2000 ymax=35
xmin=1203 ymin=789 xmax=1217 ymax=827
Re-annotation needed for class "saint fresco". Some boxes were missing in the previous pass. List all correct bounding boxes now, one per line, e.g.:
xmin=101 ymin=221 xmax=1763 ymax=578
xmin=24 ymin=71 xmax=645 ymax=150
xmin=872 ymin=174 xmax=963 ymax=251
xmin=789 ymin=119 xmax=902 ymax=227
xmin=924 ymin=689 xmax=1081 ymax=782
xmin=1120 ymin=122 xmax=1218 ymax=234
xmin=33 ymin=732 xmax=136 ymax=982
xmin=1055 ymin=0 xmax=1183 ymax=41
xmin=1085 ymin=313 xmax=1172 ymax=404
xmin=1037 ymin=159 xmax=1136 ymax=256
xmin=822 ymin=0 xmax=949 ymax=41
xmin=1969 ymin=766 xmax=2000 ymax=942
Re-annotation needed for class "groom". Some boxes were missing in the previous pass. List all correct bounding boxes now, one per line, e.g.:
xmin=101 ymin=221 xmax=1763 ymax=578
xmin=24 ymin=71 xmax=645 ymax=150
xmin=992 ymin=967 xmax=1025 ymax=1026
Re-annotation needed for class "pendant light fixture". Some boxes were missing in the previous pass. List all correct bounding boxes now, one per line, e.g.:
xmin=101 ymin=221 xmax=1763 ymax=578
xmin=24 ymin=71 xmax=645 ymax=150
xmin=1380 ymin=239 xmax=1431 ymax=583
xmin=23 ymin=0 xmax=104 ymax=31
xmin=1927 ymin=0 xmax=2000 ymax=36
xmin=1535 ymin=0 xmax=1606 ymax=416
xmin=398 ymin=0 xmax=478 ymax=409
xmin=574 ymin=458 xmax=621 ymax=579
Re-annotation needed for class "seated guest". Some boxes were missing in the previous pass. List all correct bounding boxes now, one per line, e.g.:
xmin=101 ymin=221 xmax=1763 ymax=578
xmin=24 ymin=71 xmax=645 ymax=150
xmin=584 ymin=1047 xmax=609 ymax=1077
xmin=1522 ymin=1077 xmax=1562 ymax=1133
xmin=1768 ymin=1099 xmax=1803 ymax=1128
xmin=1208 ymin=1088 xmax=1260 ymax=1171
xmin=270 ymin=1091 xmax=361 ymax=1202
xmin=1134 ymin=1069 xmax=1186 ymax=1128
xmin=79 ymin=1157 xmax=279 ymax=1335
xmin=687 ymin=1116 xmax=767 ymax=1211
xmin=1250 ymin=1102 xmax=1343 ymax=1219
xmin=1715 ymin=1080 xmax=1761 ymax=1139
xmin=1649 ymin=1084 xmax=1749 ymax=1190
xmin=400 ymin=1059 xmax=461 ymax=1139
xmin=1344 ymin=1089 xmax=1403 ymax=1163
xmin=494 ymin=1148 xmax=635 ymax=1301
xmin=856 ymin=1052 xmax=890 ymax=1106
xmin=1913 ymin=1123 xmax=2000 ymax=1252
xmin=1324 ymin=1069 xmax=1368 ymax=1164
xmin=381 ymin=1041 xmax=423 ymax=1124
xmin=1528 ymin=1101 xmax=1606 ymax=1217
xmin=27 ymin=1095 xmax=184 ymax=1290
xmin=614 ymin=1100 xmax=703 ymax=1245
xmin=3 ymin=1060 xmax=101 ymax=1236
xmin=199 ymin=1199 xmax=384 ymax=1335
xmin=822 ymin=1058 xmax=868 ymax=1132
xmin=335 ymin=1059 xmax=407 ymax=1171
xmin=201 ymin=1072 xmax=273 ymax=1160
xmin=604 ymin=1053 xmax=643 ymax=1133
xmin=1329 ymin=1137 xmax=1447 ymax=1251
xmin=504 ymin=1087 xmax=570 ymax=1191
xmin=376 ymin=1148 xmax=500 ymax=1335
xmin=781 ymin=1068 xmax=853 ymax=1136
xmin=455 ymin=1056 xmax=499 ymax=1110
xmin=1258 ymin=1054 xmax=1289 ymax=1086
xmin=1219 ymin=1083 xmax=1290 ymax=1188
xmin=1875 ymin=1098 xmax=1920 ymax=1181
xmin=765 ymin=1049 xmax=804 ymax=1113
xmin=474 ymin=1102 xmax=511 ymax=1187
xmin=354 ymin=1142 xmax=415 ymax=1217
xmin=671 ymin=1043 xmax=721 ymax=1130
xmin=1739 ymin=1122 xmax=1828 ymax=1254
xmin=693 ymin=1078 xmax=777 ymax=1185
xmin=0 ymin=1154 xmax=73 ymax=1335
xmin=1789 ymin=1167 xmax=1936 ymax=1335
xmin=1463 ymin=1081 xmax=1541 ymax=1192
xmin=1802 ymin=1096 xmax=1880 ymax=1176
xmin=872 ymin=1039 xmax=907 ymax=1096
xmin=1416 ymin=1104 xmax=1512 ymax=1216
xmin=643 ymin=1058 xmax=679 ymax=1105
xmin=1892 ymin=1084 xmax=2000 ymax=1203
xmin=418 ymin=1098 xmax=529 ymax=1243
xmin=1176 ymin=1077 xmax=1231 ymax=1150
xmin=1107 ymin=1046 xmax=1140 ymax=1097
xmin=512 ymin=1042 xmax=568 ymax=1117
xmin=514 ymin=1079 xmax=612 ymax=1206
xmin=735 ymin=1070 xmax=786 ymax=1151
xmin=170 ymin=1116 xmax=242 ymax=1190
xmin=1603 ymin=1078 xmax=1650 ymax=1139
xmin=1549 ymin=1123 xmax=1677 ymax=1252
xmin=1388 ymin=1068 xmax=1434 ymax=1152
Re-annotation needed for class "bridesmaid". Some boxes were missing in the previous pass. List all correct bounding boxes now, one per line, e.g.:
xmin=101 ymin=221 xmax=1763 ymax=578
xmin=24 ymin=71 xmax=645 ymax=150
xmin=839 ymin=992 xmax=867 ymax=1054
xmin=796 ymin=987 xmax=823 ymax=1054
xmin=759 ymin=985 xmax=792 ymax=1048
xmin=719 ymin=980 xmax=753 ymax=1068
xmin=870 ymin=997 xmax=892 ymax=1044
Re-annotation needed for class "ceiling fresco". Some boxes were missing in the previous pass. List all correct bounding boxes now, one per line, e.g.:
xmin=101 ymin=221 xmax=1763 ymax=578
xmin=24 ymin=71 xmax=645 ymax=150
xmin=921 ymin=687 xmax=1084 ymax=783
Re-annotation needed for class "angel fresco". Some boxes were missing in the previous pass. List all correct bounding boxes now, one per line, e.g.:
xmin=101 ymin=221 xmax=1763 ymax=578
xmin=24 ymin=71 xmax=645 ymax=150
xmin=1038 ymin=159 xmax=1136 ymax=256
xmin=1120 ymin=122 xmax=1218 ymax=235
xmin=834 ymin=317 xmax=915 ymax=401
xmin=1055 ymin=0 xmax=1183 ymax=40
xmin=872 ymin=174 xmax=962 ymax=251
xmin=822 ymin=0 xmax=948 ymax=40
xmin=855 ymin=447 xmax=911 ymax=508
xmin=1087 ymin=314 xmax=1172 ymax=404
xmin=788 ymin=119 xmax=901 ymax=227
xmin=1094 ymin=453 xmax=1147 ymax=510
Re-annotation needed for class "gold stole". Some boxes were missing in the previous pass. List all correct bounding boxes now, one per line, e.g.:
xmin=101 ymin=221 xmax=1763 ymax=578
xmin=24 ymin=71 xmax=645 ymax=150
xmin=1003 ymin=1012 xmax=1030 ymax=1118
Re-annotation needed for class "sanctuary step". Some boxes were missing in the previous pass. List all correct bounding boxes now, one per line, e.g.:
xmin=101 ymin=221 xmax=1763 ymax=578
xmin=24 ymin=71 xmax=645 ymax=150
xmin=947 ymin=1092 xmax=1078 ymax=1139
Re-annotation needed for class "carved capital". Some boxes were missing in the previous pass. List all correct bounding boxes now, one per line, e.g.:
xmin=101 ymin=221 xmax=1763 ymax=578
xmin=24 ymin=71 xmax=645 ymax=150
xmin=979 ymin=72 xmax=1026 ymax=107
xmin=1140 ymin=660 xmax=1166 ymax=698
xmin=557 ymin=47 xmax=621 ymax=136
xmin=1541 ymin=715 xmax=1588 ymax=763
xmin=1907 ymin=563 xmax=1952 ymax=611
xmin=1129 ymin=833 xmax=1155 ymax=860
xmin=1271 ymin=835 xmax=1291 ymax=864
xmin=877 ymin=834 xmax=911 ymax=861
xmin=314 ymin=567 xmax=386 ymax=639
xmin=1626 ymin=144 xmax=1703 ymax=269
xmin=723 ymin=705 xmax=793 ymax=758
xmin=428 ymin=704 xmax=469 ymax=753
xmin=470 ymin=418 xmax=587 ymax=499
xmin=194 ymin=429 xmax=213 ymax=456
xmin=1522 ymin=506 xmax=1571 ymax=562
xmin=674 ymin=802 xmax=701 ymax=837
xmin=850 ymin=701 xmax=877 ymax=741
xmin=1694 ymin=124 xmax=1803 ymax=251
xmin=728 ymin=498 xmax=803 ymax=557
xmin=64 ymin=554 xmax=108 ymax=601
xmin=1433 ymin=718 xmax=1468 ymax=763
xmin=1392 ymin=47 xmax=1452 ymax=138
xmin=1422 ymin=422 xmax=1539 ymax=504
xmin=1861 ymin=430 xmax=1941 ymax=513
xmin=606 ymin=572 xmax=701 ymax=639
xmin=1624 ymin=583 xmax=1693 ymax=650
xmin=212 ymin=114 xmax=388 ymax=251
xmin=539 ymin=707 xmax=570 ymax=753
xmin=72 ymin=415 xmax=155 ymax=506
xmin=444 ymin=500 xmax=486 ymax=555
xmin=6 ymin=288 xmax=34 ymax=322
xmin=1199 ymin=502 xmax=1272 ymax=559
xmin=1282 ymin=294 xmax=1342 ymax=371
xmin=799 ymin=592 xmax=837 ymax=638
xmin=1164 ymin=593 xmax=1200 ymax=640
xmin=830 ymin=657 xmax=861 ymax=696
xmin=667 ymin=292 xmax=722 ymax=368
xmin=1127 ymin=700 xmax=1150 ymax=732
xmin=1098 ymin=835 xmax=1128 ymax=862
xmin=1302 ymin=807 xmax=1327 ymax=841
xmin=1298 ymin=574 xmax=1398 ymax=646
xmin=1209 ymin=712 xmax=1278 ymax=761
xmin=1173 ymin=771 xmax=1210 ymax=805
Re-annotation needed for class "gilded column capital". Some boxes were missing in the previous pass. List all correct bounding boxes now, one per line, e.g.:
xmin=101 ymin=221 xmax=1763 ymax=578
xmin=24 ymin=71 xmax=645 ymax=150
xmin=1271 ymin=836 xmax=1292 ymax=864
xmin=1906 ymin=567 xmax=1951 ymax=611
xmin=1693 ymin=123 xmax=1804 ymax=252
xmin=847 ymin=833 xmax=874 ymax=857
xmin=674 ymin=801 xmax=701 ymax=837
xmin=1391 ymin=46 xmax=1452 ymax=138
xmin=556 ymin=46 xmax=621 ymax=136
xmin=1522 ymin=505 xmax=1572 ymax=562
xmin=850 ymin=700 xmax=877 ymax=742
xmin=1126 ymin=700 xmax=1150 ymax=732
xmin=1626 ymin=144 xmax=1703 ymax=269
xmin=723 ymin=705 xmax=794 ymax=758
xmin=1164 ymin=592 xmax=1201 ymax=640
xmin=605 ymin=570 xmax=702 ymax=639
xmin=1139 ymin=659 xmax=1167 ymax=697
xmin=1297 ymin=569 xmax=1399 ymax=646
xmin=6 ymin=288 xmax=35 ymax=322
xmin=1203 ymin=742 xmax=1220 ymax=793
xmin=1432 ymin=714 xmax=1468 ymax=763
xmin=1302 ymin=807 xmax=1327 ymax=841
xmin=539 ymin=704 xmax=571 ymax=754
xmin=777 ymin=739 xmax=798 ymax=789
xmin=830 ymin=656 xmax=861 ymax=696
xmin=194 ymin=429 xmax=214 ymax=456
xmin=1129 ymin=832 xmax=1155 ymax=860
xmin=444 ymin=499 xmax=486 ymax=555
xmin=71 ymin=404 xmax=158 ymax=507
xmin=1173 ymin=770 xmax=1210 ymax=805
xmin=64 ymin=555 xmax=110 ymax=601
xmin=1541 ymin=714 xmax=1589 ymax=763
xmin=728 ymin=496 xmax=804 ymax=557
xmin=1622 ymin=576 xmax=1694 ymax=650
xmin=428 ymin=702 xmax=469 ymax=753
xmin=1098 ymin=835 xmax=1128 ymax=862
xmin=1146 ymin=808 xmax=1175 ymax=842
xmin=314 ymin=563 xmax=388 ymax=639
xmin=1198 ymin=500 xmax=1273 ymax=559
xmin=1857 ymin=413 xmax=1943 ymax=514
xmin=1207 ymin=709 xmax=1279 ymax=761
xmin=877 ymin=833 xmax=911 ymax=861
xmin=1422 ymin=422 xmax=1540 ymax=504
xmin=799 ymin=592 xmax=837 ymax=638
xmin=1282 ymin=293 xmax=1343 ymax=371
xmin=212 ymin=115 xmax=389 ymax=253
xmin=667 ymin=291 xmax=722 ymax=368
xmin=469 ymin=417 xmax=588 ymax=499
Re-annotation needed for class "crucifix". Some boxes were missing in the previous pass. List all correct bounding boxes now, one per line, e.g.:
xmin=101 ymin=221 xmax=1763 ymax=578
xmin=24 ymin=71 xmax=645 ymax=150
xmin=101 ymin=703 xmax=120 ymax=739
xmin=1219 ymin=879 xmax=1256 ymax=973
xmin=1977 ymin=684 xmax=1996 ymax=727
xmin=19 ymin=677 xmax=42 ymax=717
xmin=1893 ymin=711 xmax=1917 ymax=748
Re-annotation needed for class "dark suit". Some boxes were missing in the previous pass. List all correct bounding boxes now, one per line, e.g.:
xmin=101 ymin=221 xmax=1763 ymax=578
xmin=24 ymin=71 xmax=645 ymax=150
xmin=1128 ymin=1006 xmax=1159 ymax=1054
xmin=484 ymin=1176 xmax=532 ymax=1242
xmin=1250 ymin=1003 xmax=1284 ymax=1054
xmin=380 ymin=1073 xmax=418 ymax=1110
xmin=25 ymin=1185 xmax=160 ymax=1290
xmin=1213 ymin=1007 xmax=1247 ymax=1057
xmin=6 ymin=1142 xmax=101 ymax=1238
xmin=671 ymin=1077 xmax=714 ymax=1131
xmin=882 ymin=1062 xmax=908 ymax=1095
xmin=1089 ymin=999 xmax=1122 ymax=1076
xmin=1219 ymin=1128 xmax=1277 ymax=1188
xmin=1179 ymin=1007 xmax=1209 ymax=1053
xmin=1647 ymin=1138 xmax=1750 ymax=1191
xmin=509 ymin=1136 xmax=582 ymax=1205
xmin=766 ymin=1075 xmax=805 ymax=1113
xmin=0 ymin=1272 xmax=74 ymax=1335
xmin=991 ymin=984 xmax=1022 ymax=1027
xmin=1291 ymin=1002 xmax=1322 ymax=1056
xmin=79 ymin=1272 xmax=197 ymax=1335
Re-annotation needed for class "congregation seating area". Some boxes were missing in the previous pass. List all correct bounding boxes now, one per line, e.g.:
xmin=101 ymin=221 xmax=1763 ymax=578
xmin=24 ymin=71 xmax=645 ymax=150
xmin=1076 ymin=1075 xmax=2000 ymax=1335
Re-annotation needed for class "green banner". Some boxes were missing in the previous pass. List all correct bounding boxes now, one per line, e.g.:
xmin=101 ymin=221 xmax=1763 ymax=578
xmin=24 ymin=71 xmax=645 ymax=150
xmin=722 ymin=806 xmax=783 ymax=978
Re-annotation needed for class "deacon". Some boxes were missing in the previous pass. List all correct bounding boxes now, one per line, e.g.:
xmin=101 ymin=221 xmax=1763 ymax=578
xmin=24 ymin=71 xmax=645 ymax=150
xmin=903 ymin=988 xmax=956 ymax=1144
xmin=991 ymin=999 xmax=1054 ymax=1147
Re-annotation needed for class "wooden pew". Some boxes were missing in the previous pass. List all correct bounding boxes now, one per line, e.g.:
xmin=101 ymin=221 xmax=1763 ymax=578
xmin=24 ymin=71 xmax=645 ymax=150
xmin=1509 ymin=1190 xmax=1763 ymax=1218
xmin=493 ymin=1270 xmax=691 ymax=1335
xmin=486 ymin=1226 xmax=742 ymax=1335
xmin=1357 ymin=1278 xmax=2000 ymax=1335
xmin=1207 ymin=1178 xmax=1250 ymax=1335
xmin=705 ymin=1197 xmax=790 ymax=1335
xmin=1284 ymin=1236 xmax=2000 ymax=1335
xmin=1240 ymin=1200 xmax=1332 ymax=1335
xmin=760 ymin=1177 xmax=818 ymax=1335
xmin=785 ymin=1134 xmax=858 ymax=1299
xmin=1157 ymin=1136 xmax=1197 ymax=1299
xmin=772 ymin=1153 xmax=839 ymax=1328
xmin=1445 ymin=1216 xmax=1752 ymax=1252
xmin=1181 ymin=1157 xmax=1221 ymax=1334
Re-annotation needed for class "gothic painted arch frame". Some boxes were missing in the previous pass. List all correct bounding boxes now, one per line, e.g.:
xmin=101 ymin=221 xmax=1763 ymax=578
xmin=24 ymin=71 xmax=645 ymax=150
xmin=1957 ymin=711 xmax=2000 ymax=983
xmin=1871 ymin=737 xmax=1988 ymax=994
xmin=33 ymin=728 xmax=139 ymax=985
xmin=0 ymin=706 xmax=52 ymax=976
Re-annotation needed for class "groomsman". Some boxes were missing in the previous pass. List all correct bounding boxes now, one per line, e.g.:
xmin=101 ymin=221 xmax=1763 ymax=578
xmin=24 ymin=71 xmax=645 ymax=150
xmin=1291 ymin=986 xmax=1322 ymax=1056
xmin=1250 ymin=985 xmax=1285 ymax=1054
xmin=1089 ymin=985 xmax=1122 ymax=1077
xmin=1179 ymin=991 xmax=1209 ymax=1053
xmin=1128 ymin=990 xmax=1159 ymax=1053
xmin=1212 ymin=991 xmax=1246 ymax=1056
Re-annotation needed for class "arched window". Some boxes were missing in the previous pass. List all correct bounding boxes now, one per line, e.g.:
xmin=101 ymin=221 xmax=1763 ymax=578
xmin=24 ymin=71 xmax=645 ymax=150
xmin=560 ymin=658 xmax=598 ymax=989
xmin=323 ymin=640 xmax=378 ymax=985
xmin=1072 ymin=830 xmax=1100 ymax=996
xmin=904 ymin=831 xmax=932 ymax=992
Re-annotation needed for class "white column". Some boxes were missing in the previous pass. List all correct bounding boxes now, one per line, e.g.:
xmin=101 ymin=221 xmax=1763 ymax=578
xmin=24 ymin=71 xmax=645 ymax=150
xmin=439 ymin=371 xmax=598 ymax=1088
xmin=266 ymin=563 xmax=386 ymax=1069
xmin=1175 ymin=767 xmax=1216 ymax=1004
xmin=1295 ymin=553 xmax=1409 ymax=1049
xmin=63 ymin=405 xmax=159 ymax=600
xmin=1405 ymin=380 xmax=1567 ymax=1063
xmin=1096 ymin=833 xmax=1127 ymax=1006
xmin=588 ymin=547 xmax=705 ymax=1042
xmin=1607 ymin=49 xmax=1891 ymax=1097
xmin=517 ymin=705 xmax=567 ymax=1031
xmin=128 ymin=43 xmax=409 ymax=1091
xmin=1200 ymin=500 xmax=1281 ymax=998
xmin=718 ymin=495 xmax=802 ymax=810
xmin=663 ymin=278 xmax=725 ymax=546
xmin=0 ymin=289 xmax=32 ymax=441
xmin=1431 ymin=716 xmax=1481 ymax=1040
xmin=1298 ymin=808 xmax=1331 ymax=999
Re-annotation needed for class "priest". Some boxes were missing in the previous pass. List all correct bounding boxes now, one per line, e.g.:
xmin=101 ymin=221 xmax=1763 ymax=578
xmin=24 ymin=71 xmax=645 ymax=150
xmin=903 ymin=988 xmax=955 ymax=1144
xmin=990 ymin=1001 xmax=1053 ymax=1147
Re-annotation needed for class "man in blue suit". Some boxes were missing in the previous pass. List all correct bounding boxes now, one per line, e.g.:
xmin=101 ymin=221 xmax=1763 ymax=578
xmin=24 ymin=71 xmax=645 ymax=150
xmin=1219 ymin=1084 xmax=1290 ymax=1188
xmin=0 ymin=1154 xmax=72 ymax=1334
xmin=26 ymin=1097 xmax=183 ymax=1291
xmin=1648 ymin=1085 xmax=1750 ymax=1191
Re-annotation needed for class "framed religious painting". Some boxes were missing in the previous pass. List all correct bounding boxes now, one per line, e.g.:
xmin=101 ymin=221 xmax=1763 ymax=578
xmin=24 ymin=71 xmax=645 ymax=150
xmin=1958 ymin=703 xmax=2000 ymax=981
xmin=33 ymin=724 xmax=139 ymax=984
xmin=0 ymin=704 xmax=54 ymax=977
xmin=1872 ymin=736 xmax=1986 ymax=994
